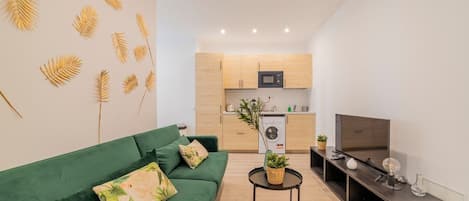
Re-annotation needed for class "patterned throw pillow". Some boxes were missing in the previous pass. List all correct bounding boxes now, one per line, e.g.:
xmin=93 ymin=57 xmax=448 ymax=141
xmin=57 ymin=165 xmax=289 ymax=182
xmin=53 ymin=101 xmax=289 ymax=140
xmin=93 ymin=162 xmax=177 ymax=201
xmin=178 ymin=140 xmax=209 ymax=169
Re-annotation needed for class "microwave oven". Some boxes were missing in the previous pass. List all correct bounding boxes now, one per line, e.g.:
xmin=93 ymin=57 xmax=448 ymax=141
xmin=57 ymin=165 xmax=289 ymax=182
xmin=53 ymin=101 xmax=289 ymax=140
xmin=258 ymin=71 xmax=283 ymax=88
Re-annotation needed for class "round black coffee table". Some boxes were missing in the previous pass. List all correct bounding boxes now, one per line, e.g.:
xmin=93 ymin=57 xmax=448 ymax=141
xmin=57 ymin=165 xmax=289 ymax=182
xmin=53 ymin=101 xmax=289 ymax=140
xmin=248 ymin=167 xmax=303 ymax=201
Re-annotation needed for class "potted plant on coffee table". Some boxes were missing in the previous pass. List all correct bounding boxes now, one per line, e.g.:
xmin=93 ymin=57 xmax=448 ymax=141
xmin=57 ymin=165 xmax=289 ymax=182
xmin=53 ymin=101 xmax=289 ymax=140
xmin=317 ymin=134 xmax=328 ymax=150
xmin=266 ymin=152 xmax=289 ymax=185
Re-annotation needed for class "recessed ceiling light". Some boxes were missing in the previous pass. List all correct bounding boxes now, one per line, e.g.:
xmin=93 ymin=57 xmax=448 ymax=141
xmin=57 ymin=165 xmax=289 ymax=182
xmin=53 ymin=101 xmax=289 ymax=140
xmin=252 ymin=28 xmax=257 ymax=34
xmin=220 ymin=29 xmax=226 ymax=35
xmin=284 ymin=27 xmax=290 ymax=33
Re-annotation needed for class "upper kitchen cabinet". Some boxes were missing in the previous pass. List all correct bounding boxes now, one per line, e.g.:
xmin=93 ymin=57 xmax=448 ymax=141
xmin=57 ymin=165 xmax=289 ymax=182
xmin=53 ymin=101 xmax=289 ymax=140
xmin=223 ymin=55 xmax=258 ymax=89
xmin=284 ymin=54 xmax=313 ymax=88
xmin=258 ymin=54 xmax=285 ymax=71
xmin=195 ymin=53 xmax=224 ymax=146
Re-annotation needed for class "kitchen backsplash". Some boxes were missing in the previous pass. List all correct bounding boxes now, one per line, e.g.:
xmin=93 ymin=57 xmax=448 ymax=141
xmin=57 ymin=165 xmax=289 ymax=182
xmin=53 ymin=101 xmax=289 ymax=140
xmin=225 ymin=88 xmax=311 ymax=112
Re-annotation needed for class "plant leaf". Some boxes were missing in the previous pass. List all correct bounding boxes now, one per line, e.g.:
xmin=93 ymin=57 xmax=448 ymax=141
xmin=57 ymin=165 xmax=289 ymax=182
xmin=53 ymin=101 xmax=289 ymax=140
xmin=5 ymin=0 xmax=38 ymax=31
xmin=123 ymin=74 xmax=138 ymax=94
xmin=145 ymin=70 xmax=155 ymax=91
xmin=134 ymin=46 xmax=147 ymax=62
xmin=111 ymin=32 xmax=128 ymax=63
xmin=73 ymin=6 xmax=98 ymax=38
xmin=105 ymin=0 xmax=122 ymax=10
xmin=97 ymin=70 xmax=109 ymax=102
xmin=40 ymin=56 xmax=82 ymax=87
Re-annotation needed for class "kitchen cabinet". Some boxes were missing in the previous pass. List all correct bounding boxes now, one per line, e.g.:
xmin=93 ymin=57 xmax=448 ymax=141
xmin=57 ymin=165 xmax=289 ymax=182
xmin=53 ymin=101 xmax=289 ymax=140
xmin=258 ymin=54 xmax=285 ymax=71
xmin=284 ymin=54 xmax=312 ymax=88
xmin=223 ymin=55 xmax=258 ymax=89
xmin=195 ymin=53 xmax=224 ymax=147
xmin=222 ymin=114 xmax=258 ymax=151
xmin=286 ymin=114 xmax=316 ymax=151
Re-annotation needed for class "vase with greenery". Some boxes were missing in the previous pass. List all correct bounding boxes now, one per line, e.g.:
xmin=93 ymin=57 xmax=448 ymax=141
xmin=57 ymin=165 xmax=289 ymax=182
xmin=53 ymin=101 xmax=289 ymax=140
xmin=266 ymin=152 xmax=289 ymax=184
xmin=236 ymin=98 xmax=271 ymax=167
xmin=317 ymin=134 xmax=328 ymax=150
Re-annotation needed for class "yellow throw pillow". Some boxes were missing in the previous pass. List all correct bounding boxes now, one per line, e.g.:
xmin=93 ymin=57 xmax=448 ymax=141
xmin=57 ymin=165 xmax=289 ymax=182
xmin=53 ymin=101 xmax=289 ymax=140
xmin=93 ymin=162 xmax=177 ymax=201
xmin=179 ymin=140 xmax=209 ymax=169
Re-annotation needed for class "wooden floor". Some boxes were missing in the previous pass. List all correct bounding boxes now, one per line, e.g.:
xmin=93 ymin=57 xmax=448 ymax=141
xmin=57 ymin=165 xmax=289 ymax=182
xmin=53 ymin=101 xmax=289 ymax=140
xmin=219 ymin=153 xmax=340 ymax=201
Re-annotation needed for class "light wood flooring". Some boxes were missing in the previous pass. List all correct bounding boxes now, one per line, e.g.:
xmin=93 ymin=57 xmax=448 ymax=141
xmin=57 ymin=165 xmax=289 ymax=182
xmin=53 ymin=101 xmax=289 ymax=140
xmin=219 ymin=153 xmax=340 ymax=201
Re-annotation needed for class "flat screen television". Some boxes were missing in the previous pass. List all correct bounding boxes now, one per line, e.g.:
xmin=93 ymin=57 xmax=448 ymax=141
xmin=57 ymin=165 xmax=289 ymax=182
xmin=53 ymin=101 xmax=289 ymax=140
xmin=335 ymin=114 xmax=390 ymax=172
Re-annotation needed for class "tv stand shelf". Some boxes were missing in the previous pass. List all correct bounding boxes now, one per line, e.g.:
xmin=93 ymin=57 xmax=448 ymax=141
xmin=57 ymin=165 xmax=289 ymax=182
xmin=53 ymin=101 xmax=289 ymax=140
xmin=310 ymin=146 xmax=441 ymax=201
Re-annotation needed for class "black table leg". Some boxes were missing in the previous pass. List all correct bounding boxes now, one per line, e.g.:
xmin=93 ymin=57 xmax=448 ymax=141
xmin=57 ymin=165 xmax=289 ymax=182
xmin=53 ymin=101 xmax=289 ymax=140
xmin=297 ymin=186 xmax=301 ymax=201
xmin=290 ymin=189 xmax=293 ymax=201
xmin=253 ymin=185 xmax=256 ymax=201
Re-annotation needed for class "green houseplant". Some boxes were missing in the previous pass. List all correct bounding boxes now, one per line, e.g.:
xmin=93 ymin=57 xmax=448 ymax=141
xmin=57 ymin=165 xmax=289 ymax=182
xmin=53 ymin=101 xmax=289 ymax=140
xmin=317 ymin=134 xmax=328 ymax=150
xmin=266 ymin=153 xmax=289 ymax=184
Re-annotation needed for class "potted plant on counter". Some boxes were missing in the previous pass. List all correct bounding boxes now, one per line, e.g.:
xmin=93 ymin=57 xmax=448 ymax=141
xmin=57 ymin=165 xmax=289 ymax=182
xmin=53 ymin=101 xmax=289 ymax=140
xmin=266 ymin=153 xmax=289 ymax=185
xmin=317 ymin=134 xmax=328 ymax=150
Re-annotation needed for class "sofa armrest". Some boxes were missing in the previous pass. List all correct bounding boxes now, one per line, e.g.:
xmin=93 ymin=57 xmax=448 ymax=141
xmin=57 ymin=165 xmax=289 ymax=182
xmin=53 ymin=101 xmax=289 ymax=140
xmin=187 ymin=135 xmax=218 ymax=152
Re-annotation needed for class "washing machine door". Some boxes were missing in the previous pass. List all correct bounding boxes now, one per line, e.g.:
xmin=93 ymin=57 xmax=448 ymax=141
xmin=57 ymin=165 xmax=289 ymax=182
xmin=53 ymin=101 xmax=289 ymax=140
xmin=264 ymin=126 xmax=279 ymax=142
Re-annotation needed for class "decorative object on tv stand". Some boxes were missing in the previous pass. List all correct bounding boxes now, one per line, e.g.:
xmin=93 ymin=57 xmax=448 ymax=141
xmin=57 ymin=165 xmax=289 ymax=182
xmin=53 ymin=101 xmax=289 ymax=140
xmin=346 ymin=158 xmax=358 ymax=170
xmin=382 ymin=157 xmax=403 ymax=190
xmin=138 ymin=70 xmax=155 ymax=113
xmin=123 ymin=74 xmax=138 ymax=94
xmin=40 ymin=55 xmax=82 ymax=87
xmin=5 ymin=0 xmax=38 ymax=31
xmin=317 ymin=134 xmax=327 ymax=150
xmin=96 ymin=70 xmax=109 ymax=144
xmin=111 ymin=32 xmax=128 ymax=63
xmin=104 ymin=0 xmax=122 ymax=10
xmin=73 ymin=6 xmax=98 ymax=38
xmin=266 ymin=152 xmax=289 ymax=185
xmin=236 ymin=98 xmax=271 ymax=168
xmin=136 ymin=13 xmax=155 ymax=66
xmin=411 ymin=173 xmax=427 ymax=197
xmin=0 ymin=89 xmax=23 ymax=119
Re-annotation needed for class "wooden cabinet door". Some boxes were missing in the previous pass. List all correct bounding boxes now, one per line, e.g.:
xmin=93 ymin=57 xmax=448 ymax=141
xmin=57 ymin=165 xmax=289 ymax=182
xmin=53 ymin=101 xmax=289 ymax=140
xmin=284 ymin=54 xmax=312 ymax=88
xmin=223 ymin=55 xmax=242 ymax=89
xmin=258 ymin=54 xmax=285 ymax=71
xmin=240 ymin=55 xmax=258 ymax=89
xmin=222 ymin=115 xmax=258 ymax=151
xmin=286 ymin=114 xmax=316 ymax=151
xmin=196 ymin=53 xmax=224 ymax=146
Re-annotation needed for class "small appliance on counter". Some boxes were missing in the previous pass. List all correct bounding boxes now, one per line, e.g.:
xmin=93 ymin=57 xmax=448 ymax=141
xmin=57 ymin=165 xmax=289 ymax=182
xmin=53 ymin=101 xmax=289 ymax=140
xmin=258 ymin=71 xmax=283 ymax=88
xmin=226 ymin=104 xmax=235 ymax=112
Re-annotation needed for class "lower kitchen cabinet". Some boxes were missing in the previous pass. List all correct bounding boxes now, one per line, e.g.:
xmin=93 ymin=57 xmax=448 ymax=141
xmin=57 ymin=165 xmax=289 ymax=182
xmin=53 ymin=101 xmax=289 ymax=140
xmin=222 ymin=115 xmax=259 ymax=151
xmin=286 ymin=114 xmax=316 ymax=151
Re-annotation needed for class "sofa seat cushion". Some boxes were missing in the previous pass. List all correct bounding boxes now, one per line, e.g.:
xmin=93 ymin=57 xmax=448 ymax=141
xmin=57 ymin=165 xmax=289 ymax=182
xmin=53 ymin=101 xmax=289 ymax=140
xmin=169 ymin=179 xmax=217 ymax=201
xmin=168 ymin=151 xmax=228 ymax=187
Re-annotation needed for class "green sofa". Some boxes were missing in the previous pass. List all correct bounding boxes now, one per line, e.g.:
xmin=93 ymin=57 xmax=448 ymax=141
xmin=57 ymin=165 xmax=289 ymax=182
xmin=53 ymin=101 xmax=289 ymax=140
xmin=0 ymin=125 xmax=228 ymax=201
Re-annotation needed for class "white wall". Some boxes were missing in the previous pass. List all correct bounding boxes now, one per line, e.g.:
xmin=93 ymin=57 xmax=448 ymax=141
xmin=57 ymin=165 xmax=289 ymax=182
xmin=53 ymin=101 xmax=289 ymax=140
xmin=0 ymin=0 xmax=157 ymax=170
xmin=312 ymin=0 xmax=468 ymax=200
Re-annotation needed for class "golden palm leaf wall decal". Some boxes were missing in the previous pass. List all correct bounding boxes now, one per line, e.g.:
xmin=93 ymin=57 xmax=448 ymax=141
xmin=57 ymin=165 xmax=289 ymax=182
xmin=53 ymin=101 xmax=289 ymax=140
xmin=123 ymin=74 xmax=138 ymax=94
xmin=5 ymin=0 xmax=38 ymax=31
xmin=40 ymin=56 xmax=82 ymax=87
xmin=134 ymin=46 xmax=147 ymax=62
xmin=139 ymin=70 xmax=155 ymax=113
xmin=111 ymin=32 xmax=128 ymax=63
xmin=73 ymin=6 xmax=98 ymax=38
xmin=105 ymin=0 xmax=122 ymax=10
xmin=136 ymin=14 xmax=155 ymax=66
xmin=96 ymin=70 xmax=109 ymax=143
xmin=0 ymin=89 xmax=23 ymax=118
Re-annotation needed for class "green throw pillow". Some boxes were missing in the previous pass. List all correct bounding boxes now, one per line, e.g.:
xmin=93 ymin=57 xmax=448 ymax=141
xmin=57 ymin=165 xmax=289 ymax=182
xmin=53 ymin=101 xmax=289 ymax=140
xmin=155 ymin=137 xmax=190 ymax=173
xmin=93 ymin=162 xmax=177 ymax=201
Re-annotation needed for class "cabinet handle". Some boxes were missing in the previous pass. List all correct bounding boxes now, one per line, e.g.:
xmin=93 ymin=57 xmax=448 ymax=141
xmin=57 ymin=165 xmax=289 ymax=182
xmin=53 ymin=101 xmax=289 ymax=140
xmin=236 ymin=132 xmax=246 ymax=135
xmin=241 ymin=80 xmax=244 ymax=88
xmin=286 ymin=115 xmax=288 ymax=124
xmin=219 ymin=105 xmax=222 ymax=124
xmin=258 ymin=62 xmax=260 ymax=71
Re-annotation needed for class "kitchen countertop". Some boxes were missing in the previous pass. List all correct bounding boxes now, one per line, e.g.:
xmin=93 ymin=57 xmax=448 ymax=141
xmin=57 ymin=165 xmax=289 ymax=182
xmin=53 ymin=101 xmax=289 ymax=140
xmin=223 ymin=111 xmax=315 ymax=115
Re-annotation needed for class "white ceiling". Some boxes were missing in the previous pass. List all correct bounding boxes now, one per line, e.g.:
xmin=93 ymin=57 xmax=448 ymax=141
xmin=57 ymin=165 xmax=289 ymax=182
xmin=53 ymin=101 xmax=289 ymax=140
xmin=157 ymin=0 xmax=343 ymax=45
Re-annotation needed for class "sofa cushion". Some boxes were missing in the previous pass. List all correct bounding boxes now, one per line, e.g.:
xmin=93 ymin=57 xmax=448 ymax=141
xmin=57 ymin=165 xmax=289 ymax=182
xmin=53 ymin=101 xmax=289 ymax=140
xmin=179 ymin=140 xmax=209 ymax=169
xmin=168 ymin=151 xmax=228 ymax=187
xmin=134 ymin=125 xmax=181 ymax=157
xmin=93 ymin=162 xmax=178 ymax=201
xmin=155 ymin=137 xmax=190 ymax=174
xmin=0 ymin=136 xmax=141 ymax=201
xmin=169 ymin=179 xmax=217 ymax=201
xmin=58 ymin=151 xmax=158 ymax=201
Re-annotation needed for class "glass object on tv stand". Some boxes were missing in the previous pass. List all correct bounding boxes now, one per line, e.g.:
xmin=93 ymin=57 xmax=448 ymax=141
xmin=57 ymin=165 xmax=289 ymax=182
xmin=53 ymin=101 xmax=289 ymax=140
xmin=411 ymin=173 xmax=427 ymax=197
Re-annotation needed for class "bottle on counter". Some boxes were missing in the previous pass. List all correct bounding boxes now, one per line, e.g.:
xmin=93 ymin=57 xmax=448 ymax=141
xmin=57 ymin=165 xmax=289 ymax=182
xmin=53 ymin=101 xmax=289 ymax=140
xmin=288 ymin=105 xmax=292 ymax=112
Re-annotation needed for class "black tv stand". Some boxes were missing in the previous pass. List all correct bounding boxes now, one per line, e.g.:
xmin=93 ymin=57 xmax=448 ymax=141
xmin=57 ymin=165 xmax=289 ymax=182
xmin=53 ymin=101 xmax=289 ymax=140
xmin=310 ymin=146 xmax=441 ymax=201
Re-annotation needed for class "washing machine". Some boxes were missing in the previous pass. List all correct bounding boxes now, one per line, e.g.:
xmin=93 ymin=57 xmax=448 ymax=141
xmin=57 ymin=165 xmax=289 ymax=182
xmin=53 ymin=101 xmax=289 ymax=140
xmin=258 ymin=114 xmax=286 ymax=154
